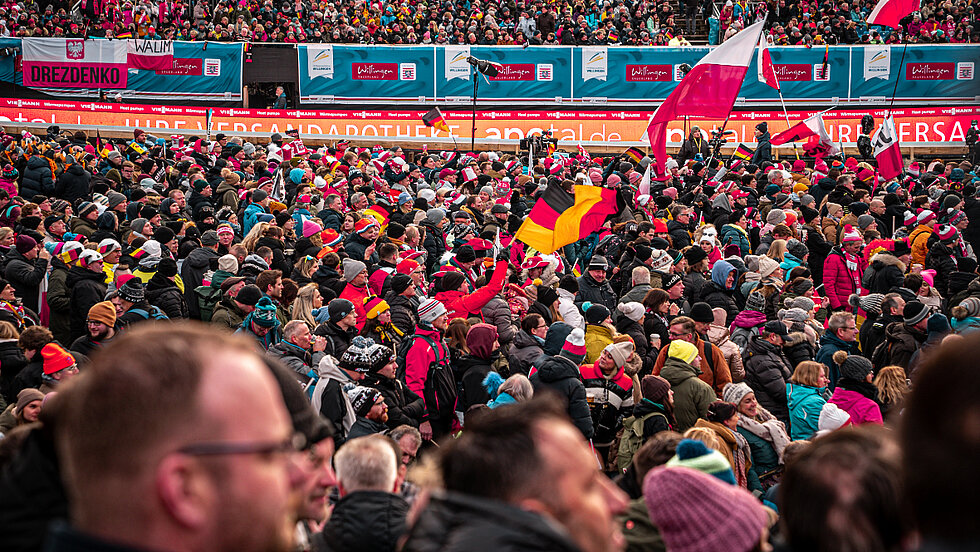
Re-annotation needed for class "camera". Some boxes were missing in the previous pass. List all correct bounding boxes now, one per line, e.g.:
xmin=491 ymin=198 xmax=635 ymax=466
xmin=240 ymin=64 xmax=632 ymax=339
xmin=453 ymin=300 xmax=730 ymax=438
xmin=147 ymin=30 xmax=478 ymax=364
xmin=707 ymin=128 xmax=735 ymax=157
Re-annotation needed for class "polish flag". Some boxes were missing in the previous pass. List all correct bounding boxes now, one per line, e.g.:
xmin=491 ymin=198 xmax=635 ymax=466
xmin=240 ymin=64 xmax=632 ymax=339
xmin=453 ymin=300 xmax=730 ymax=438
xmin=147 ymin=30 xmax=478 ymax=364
xmin=867 ymin=0 xmax=921 ymax=29
xmin=770 ymin=113 xmax=840 ymax=157
xmin=645 ymin=20 xmax=765 ymax=176
xmin=872 ymin=115 xmax=903 ymax=179
xmin=127 ymin=39 xmax=174 ymax=71
xmin=757 ymin=35 xmax=779 ymax=91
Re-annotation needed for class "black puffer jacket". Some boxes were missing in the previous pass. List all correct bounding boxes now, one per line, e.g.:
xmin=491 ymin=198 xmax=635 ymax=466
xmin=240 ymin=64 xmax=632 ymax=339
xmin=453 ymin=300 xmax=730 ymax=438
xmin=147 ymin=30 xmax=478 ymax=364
xmin=317 ymin=491 xmax=409 ymax=552
xmin=529 ymin=355 xmax=593 ymax=439
xmin=180 ymin=246 xmax=219 ymax=319
xmin=575 ymin=272 xmax=617 ymax=312
xmin=20 ymin=156 xmax=54 ymax=199
xmin=386 ymin=292 xmax=419 ymax=337
xmin=421 ymin=220 xmax=446 ymax=273
xmin=863 ymin=252 xmax=906 ymax=294
xmin=362 ymin=372 xmax=424 ymax=429
xmin=4 ymin=249 xmax=47 ymax=312
xmin=699 ymin=280 xmax=738 ymax=326
xmin=315 ymin=321 xmax=357 ymax=359
xmin=145 ymin=273 xmax=189 ymax=319
xmin=0 ymin=425 xmax=68 ymax=552
xmin=925 ymin=240 xmax=957 ymax=296
xmin=54 ymin=162 xmax=90 ymax=203
xmin=401 ymin=491 xmax=581 ymax=552
xmin=742 ymin=335 xmax=793 ymax=425
xmin=66 ymin=265 xmax=107 ymax=341
xmin=45 ymin=257 xmax=72 ymax=345
xmin=0 ymin=339 xmax=27 ymax=404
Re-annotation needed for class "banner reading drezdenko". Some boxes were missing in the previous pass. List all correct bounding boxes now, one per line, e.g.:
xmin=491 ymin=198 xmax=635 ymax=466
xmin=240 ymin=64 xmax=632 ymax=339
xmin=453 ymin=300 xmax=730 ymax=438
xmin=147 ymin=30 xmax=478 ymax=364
xmin=22 ymin=38 xmax=127 ymax=88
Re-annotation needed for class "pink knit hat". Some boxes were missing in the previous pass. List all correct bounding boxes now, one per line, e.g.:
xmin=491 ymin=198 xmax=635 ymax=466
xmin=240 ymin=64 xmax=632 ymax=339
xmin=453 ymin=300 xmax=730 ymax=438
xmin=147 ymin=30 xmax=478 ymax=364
xmin=643 ymin=466 xmax=767 ymax=552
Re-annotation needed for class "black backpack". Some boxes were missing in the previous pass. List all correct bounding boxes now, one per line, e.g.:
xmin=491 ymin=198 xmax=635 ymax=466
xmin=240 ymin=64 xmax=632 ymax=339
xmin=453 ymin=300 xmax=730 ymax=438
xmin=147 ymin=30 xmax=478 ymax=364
xmin=395 ymin=333 xmax=445 ymax=382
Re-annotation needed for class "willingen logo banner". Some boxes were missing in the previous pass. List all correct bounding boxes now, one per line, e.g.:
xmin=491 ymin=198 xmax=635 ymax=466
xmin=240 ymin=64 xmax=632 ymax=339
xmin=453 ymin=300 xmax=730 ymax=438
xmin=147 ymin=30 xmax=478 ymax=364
xmin=22 ymin=38 xmax=127 ymax=88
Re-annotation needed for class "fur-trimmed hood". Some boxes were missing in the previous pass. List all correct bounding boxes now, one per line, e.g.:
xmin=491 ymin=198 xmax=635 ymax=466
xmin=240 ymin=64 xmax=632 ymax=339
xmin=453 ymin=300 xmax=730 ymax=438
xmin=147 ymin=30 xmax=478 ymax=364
xmin=869 ymin=252 xmax=907 ymax=273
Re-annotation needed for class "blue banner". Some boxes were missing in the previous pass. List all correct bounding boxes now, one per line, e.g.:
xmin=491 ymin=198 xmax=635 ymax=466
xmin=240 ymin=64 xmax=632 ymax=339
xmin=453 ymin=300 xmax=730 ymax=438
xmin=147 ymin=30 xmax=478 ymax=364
xmin=298 ymin=45 xmax=435 ymax=103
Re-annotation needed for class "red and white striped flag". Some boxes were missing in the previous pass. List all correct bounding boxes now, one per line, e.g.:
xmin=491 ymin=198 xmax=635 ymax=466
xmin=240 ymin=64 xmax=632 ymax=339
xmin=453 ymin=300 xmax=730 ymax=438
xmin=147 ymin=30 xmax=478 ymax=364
xmin=757 ymin=34 xmax=780 ymax=91
xmin=867 ymin=0 xmax=921 ymax=29
xmin=872 ymin=115 xmax=903 ymax=179
xmin=770 ymin=113 xmax=839 ymax=158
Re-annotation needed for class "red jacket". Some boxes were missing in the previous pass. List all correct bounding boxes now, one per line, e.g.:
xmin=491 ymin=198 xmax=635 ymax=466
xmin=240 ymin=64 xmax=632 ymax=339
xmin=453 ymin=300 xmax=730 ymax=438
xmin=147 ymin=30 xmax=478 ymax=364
xmin=433 ymin=260 xmax=507 ymax=321
xmin=339 ymin=283 xmax=371 ymax=331
xmin=822 ymin=247 xmax=866 ymax=310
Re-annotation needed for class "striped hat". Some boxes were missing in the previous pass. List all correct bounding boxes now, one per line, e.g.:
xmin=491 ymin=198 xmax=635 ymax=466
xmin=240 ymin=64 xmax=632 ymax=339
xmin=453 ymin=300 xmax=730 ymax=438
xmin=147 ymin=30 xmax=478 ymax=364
xmin=917 ymin=209 xmax=936 ymax=225
xmin=903 ymin=210 xmax=917 ymax=227
xmin=841 ymin=225 xmax=863 ymax=243
xmin=364 ymin=296 xmax=390 ymax=319
xmin=949 ymin=209 xmax=968 ymax=226
xmin=57 ymin=241 xmax=84 ymax=264
xmin=559 ymin=328 xmax=587 ymax=365
xmin=418 ymin=298 xmax=447 ymax=324
xmin=666 ymin=439 xmax=737 ymax=485
xmin=354 ymin=217 xmax=378 ymax=235
xmin=78 ymin=249 xmax=103 ymax=269
xmin=97 ymin=238 xmax=121 ymax=255
xmin=935 ymin=224 xmax=957 ymax=241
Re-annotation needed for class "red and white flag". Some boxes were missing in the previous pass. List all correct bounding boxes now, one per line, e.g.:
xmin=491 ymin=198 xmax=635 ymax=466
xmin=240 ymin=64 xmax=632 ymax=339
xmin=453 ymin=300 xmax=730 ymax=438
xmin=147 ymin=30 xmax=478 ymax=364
xmin=770 ymin=113 xmax=840 ymax=157
xmin=127 ymin=39 xmax=174 ymax=71
xmin=757 ymin=34 xmax=779 ymax=91
xmin=867 ymin=0 xmax=921 ymax=29
xmin=645 ymin=20 xmax=765 ymax=176
xmin=872 ymin=115 xmax=903 ymax=179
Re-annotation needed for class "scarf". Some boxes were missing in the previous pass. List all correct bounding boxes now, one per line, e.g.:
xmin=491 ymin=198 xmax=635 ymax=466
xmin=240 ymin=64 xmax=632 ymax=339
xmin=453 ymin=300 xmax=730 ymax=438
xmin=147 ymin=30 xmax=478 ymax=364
xmin=737 ymin=405 xmax=792 ymax=463
xmin=730 ymin=427 xmax=752 ymax=489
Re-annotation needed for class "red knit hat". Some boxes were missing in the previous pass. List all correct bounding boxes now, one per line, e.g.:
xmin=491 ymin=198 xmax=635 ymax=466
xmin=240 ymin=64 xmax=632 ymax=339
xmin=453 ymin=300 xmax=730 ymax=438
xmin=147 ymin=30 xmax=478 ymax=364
xmin=41 ymin=343 xmax=76 ymax=375
xmin=935 ymin=224 xmax=956 ymax=241
xmin=396 ymin=258 xmax=420 ymax=275
xmin=644 ymin=466 xmax=767 ymax=552
xmin=354 ymin=217 xmax=378 ymax=234
xmin=364 ymin=296 xmax=390 ymax=319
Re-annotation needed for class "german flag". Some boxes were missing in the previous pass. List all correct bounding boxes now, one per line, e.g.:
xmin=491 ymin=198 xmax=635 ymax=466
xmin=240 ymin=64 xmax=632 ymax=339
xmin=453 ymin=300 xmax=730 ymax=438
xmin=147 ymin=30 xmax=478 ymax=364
xmin=547 ymin=141 xmax=556 ymax=156
xmin=515 ymin=184 xmax=618 ymax=254
xmin=364 ymin=202 xmax=391 ymax=230
xmin=608 ymin=28 xmax=619 ymax=42
xmin=624 ymin=147 xmax=644 ymax=164
xmin=116 ymin=31 xmax=134 ymax=39
xmin=422 ymin=108 xmax=451 ymax=135
xmin=731 ymin=143 xmax=754 ymax=162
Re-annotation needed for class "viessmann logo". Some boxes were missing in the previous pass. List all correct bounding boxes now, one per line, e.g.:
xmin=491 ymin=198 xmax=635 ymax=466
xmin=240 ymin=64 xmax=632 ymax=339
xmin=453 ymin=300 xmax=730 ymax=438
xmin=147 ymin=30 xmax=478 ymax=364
xmin=66 ymin=39 xmax=84 ymax=59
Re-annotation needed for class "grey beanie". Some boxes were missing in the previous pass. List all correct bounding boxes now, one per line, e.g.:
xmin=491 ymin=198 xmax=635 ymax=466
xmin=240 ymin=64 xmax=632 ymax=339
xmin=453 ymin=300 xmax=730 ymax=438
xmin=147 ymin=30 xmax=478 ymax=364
xmin=426 ymin=208 xmax=446 ymax=225
xmin=745 ymin=292 xmax=766 ymax=312
xmin=766 ymin=209 xmax=786 ymax=225
xmin=857 ymin=214 xmax=876 ymax=230
xmin=839 ymin=354 xmax=873 ymax=381
xmin=788 ymin=295 xmax=815 ymax=312
xmin=778 ymin=308 xmax=809 ymax=324
xmin=800 ymin=194 xmax=815 ymax=207
xmin=342 ymin=258 xmax=367 ymax=282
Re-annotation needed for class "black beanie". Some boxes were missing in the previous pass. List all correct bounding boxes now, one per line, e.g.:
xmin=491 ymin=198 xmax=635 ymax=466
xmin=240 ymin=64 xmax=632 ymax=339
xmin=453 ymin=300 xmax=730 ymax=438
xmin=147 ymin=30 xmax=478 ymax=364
xmin=157 ymin=257 xmax=179 ymax=278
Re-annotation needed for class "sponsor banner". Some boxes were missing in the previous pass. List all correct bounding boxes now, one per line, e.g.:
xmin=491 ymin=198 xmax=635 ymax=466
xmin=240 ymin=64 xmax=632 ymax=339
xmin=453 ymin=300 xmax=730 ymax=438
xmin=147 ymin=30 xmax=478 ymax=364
xmin=625 ymin=65 xmax=673 ymax=82
xmin=307 ymin=45 xmax=334 ymax=79
xmin=298 ymin=45 xmax=436 ymax=102
xmin=864 ymin=46 xmax=890 ymax=81
xmin=906 ymin=62 xmax=955 ymax=80
xmin=445 ymin=46 xmax=470 ymax=81
xmin=772 ymin=64 xmax=812 ymax=81
xmin=352 ymin=62 xmax=399 ymax=80
xmin=22 ymin=38 xmax=127 ymax=88
xmin=436 ymin=46 xmax=572 ymax=100
xmin=0 ymin=99 xmax=975 ymax=147
xmin=581 ymin=47 xmax=607 ymax=82
xmin=127 ymin=39 xmax=174 ymax=71
xmin=489 ymin=63 xmax=536 ymax=81
xmin=155 ymin=58 xmax=202 ymax=76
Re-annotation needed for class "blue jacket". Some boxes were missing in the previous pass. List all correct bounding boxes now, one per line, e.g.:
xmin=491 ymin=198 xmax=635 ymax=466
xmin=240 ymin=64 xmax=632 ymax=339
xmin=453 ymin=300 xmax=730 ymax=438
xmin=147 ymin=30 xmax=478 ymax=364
xmin=814 ymin=331 xmax=861 ymax=391
xmin=242 ymin=202 xmax=267 ymax=236
xmin=719 ymin=224 xmax=751 ymax=256
xmin=786 ymin=383 xmax=827 ymax=440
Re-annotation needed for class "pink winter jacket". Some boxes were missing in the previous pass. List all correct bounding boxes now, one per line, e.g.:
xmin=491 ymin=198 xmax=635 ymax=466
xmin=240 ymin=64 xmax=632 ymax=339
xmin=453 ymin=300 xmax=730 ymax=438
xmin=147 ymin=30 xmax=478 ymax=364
xmin=822 ymin=247 xmax=867 ymax=310
xmin=829 ymin=387 xmax=883 ymax=425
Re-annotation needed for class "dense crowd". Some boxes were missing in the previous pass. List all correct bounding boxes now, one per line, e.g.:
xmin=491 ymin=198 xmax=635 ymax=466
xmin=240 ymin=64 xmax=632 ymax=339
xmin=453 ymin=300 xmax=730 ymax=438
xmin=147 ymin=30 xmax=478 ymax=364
xmin=0 ymin=114 xmax=977 ymax=552
xmin=3 ymin=0 xmax=978 ymax=45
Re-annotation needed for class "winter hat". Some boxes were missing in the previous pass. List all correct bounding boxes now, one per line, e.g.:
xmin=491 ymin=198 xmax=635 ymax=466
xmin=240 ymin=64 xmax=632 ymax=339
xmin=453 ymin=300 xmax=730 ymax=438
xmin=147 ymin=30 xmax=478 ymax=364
xmin=199 ymin=230 xmax=219 ymax=247
xmin=218 ymin=254 xmax=239 ymax=274
xmin=537 ymin=286 xmax=559 ymax=308
xmin=722 ymin=382 xmax=754 ymax=407
xmin=788 ymin=295 xmax=815 ymax=312
xmin=117 ymin=279 xmax=145 ymax=303
xmin=250 ymin=297 xmax=279 ymax=328
xmin=757 ymin=256 xmax=780 ymax=278
xmin=958 ymin=297 xmax=980 ymax=318
xmin=41 ymin=343 xmax=76 ymax=375
xmin=840 ymin=225 xmax=863 ymax=243
xmin=786 ymin=239 xmax=809 ymax=260
xmin=585 ymin=303 xmax=611 ymax=325
xmin=683 ymin=246 xmax=708 ymax=266
xmin=327 ymin=298 xmax=355 ymax=323
xmin=745 ymin=291 xmax=766 ymax=312
xmin=152 ymin=226 xmax=176 ymax=245
xmin=917 ymin=210 xmax=936 ymax=225
xmin=644 ymin=466 xmax=767 ymax=552
xmin=689 ymin=302 xmax=714 ymax=324
xmin=418 ymin=298 xmax=447 ymax=324
xmin=927 ymin=312 xmax=950 ymax=338
xmin=903 ymin=300 xmax=929 ymax=326
xmin=634 ymin=244 xmax=653 ymax=262
xmin=848 ymin=293 xmax=884 ymax=317
xmin=588 ymin=255 xmax=609 ymax=270
xmin=835 ymin=351 xmax=873 ymax=381
xmin=617 ymin=302 xmax=644 ymax=322
xmin=354 ymin=217 xmax=378 ymax=235
xmin=650 ymin=249 xmax=673 ymax=272
xmin=818 ymin=403 xmax=851 ymax=435
xmin=948 ymin=210 xmax=968 ymax=226
xmin=251 ymin=189 xmax=269 ymax=203
xmin=667 ymin=340 xmax=699 ymax=365
xmin=560 ymin=328 xmax=587 ymax=365
xmin=87 ymin=301 xmax=117 ymax=327
xmin=56 ymin=241 xmax=84 ymax=264
xmin=348 ymin=386 xmax=383 ymax=417
xmin=15 ymin=388 xmax=44 ymax=416
xmin=856 ymin=214 xmax=875 ymax=230
xmin=935 ymin=224 xmax=956 ymax=241
xmin=425 ymin=208 xmax=447 ymax=225
xmin=340 ymin=336 xmax=380 ymax=374
xmin=903 ymin=210 xmax=917 ymax=227
xmin=1 ymin=164 xmax=18 ymax=179
xmin=603 ymin=341 xmax=634 ymax=369
xmin=777 ymin=307 xmax=809 ymax=325
xmin=157 ymin=258 xmax=179 ymax=278
xmin=15 ymin=234 xmax=37 ymax=255
xmin=390 ymin=273 xmax=413 ymax=295
xmin=97 ymin=238 xmax=121 ymax=255
xmin=662 ymin=273 xmax=683 ymax=291
xmin=342 ymin=258 xmax=367 ymax=282
xmin=766 ymin=209 xmax=786 ymax=225
xmin=236 ymin=284 xmax=263 ymax=307
xmin=364 ymin=296 xmax=390 ymax=319
xmin=665 ymin=440 xmax=737 ymax=485
xmin=640 ymin=375 xmax=671 ymax=404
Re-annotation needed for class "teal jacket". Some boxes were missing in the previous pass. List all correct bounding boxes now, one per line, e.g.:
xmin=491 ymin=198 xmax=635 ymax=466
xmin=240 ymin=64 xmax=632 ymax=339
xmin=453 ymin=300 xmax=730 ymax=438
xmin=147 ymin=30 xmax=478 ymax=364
xmin=787 ymin=382 xmax=827 ymax=440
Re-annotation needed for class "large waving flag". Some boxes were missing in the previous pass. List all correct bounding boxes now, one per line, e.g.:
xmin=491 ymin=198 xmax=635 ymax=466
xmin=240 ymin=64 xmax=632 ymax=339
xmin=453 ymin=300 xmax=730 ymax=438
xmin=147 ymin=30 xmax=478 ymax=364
xmin=867 ymin=0 xmax=921 ymax=29
xmin=770 ymin=113 xmax=839 ymax=157
xmin=422 ymin=108 xmax=451 ymax=135
xmin=645 ymin=20 xmax=765 ymax=176
xmin=872 ymin=115 xmax=903 ymax=179
xmin=757 ymin=35 xmax=779 ymax=91
xmin=515 ymin=184 xmax=618 ymax=254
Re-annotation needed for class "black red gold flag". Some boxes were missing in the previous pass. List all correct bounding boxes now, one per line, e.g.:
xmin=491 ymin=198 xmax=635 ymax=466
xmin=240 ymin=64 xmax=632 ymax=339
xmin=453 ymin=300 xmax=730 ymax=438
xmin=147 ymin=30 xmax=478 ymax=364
xmin=515 ymin=185 xmax=618 ymax=254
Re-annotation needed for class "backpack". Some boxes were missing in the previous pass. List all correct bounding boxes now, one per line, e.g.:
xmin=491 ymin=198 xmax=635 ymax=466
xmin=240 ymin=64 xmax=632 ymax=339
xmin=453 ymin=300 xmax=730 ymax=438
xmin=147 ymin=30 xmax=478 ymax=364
xmin=871 ymin=339 xmax=892 ymax=372
xmin=194 ymin=285 xmax=222 ymax=322
xmin=616 ymin=410 xmax=667 ymax=471
xmin=394 ymin=333 xmax=445 ymax=382
xmin=128 ymin=306 xmax=169 ymax=321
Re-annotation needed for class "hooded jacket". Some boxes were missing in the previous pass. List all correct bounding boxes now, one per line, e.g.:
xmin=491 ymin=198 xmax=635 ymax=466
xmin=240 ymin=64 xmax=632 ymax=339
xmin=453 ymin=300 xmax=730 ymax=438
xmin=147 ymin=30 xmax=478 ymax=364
xmin=180 ymin=246 xmax=219 ymax=319
xmin=742 ymin=335 xmax=793 ymax=425
xmin=211 ymin=293 xmax=249 ymax=330
xmin=720 ymin=223 xmax=751 ymax=257
xmin=404 ymin=324 xmax=457 ymax=434
xmin=529 ymin=355 xmax=593 ymax=439
xmin=67 ymin=264 xmax=108 ymax=341
xmin=20 ymin=156 xmax=54 ymax=198
xmin=4 ymin=248 xmax=48 ymax=312
xmin=385 ymin=292 xmax=419 ymax=337
xmin=146 ymin=272 xmax=189 ymax=320
xmin=864 ymin=252 xmax=906 ymax=294
xmin=786 ymin=382 xmax=827 ymax=440
xmin=750 ymin=131 xmax=772 ymax=165
xmin=830 ymin=379 xmax=883 ymax=425
xmin=699 ymin=260 xmax=739 ymax=325
xmin=55 ymin=162 xmax=90 ymax=204
xmin=882 ymin=321 xmax=927 ymax=374
xmin=507 ymin=330 xmax=544 ymax=376
xmin=729 ymin=310 xmax=767 ymax=352
xmin=925 ymin=240 xmax=957 ymax=296
xmin=311 ymin=355 xmax=358 ymax=443
xmin=435 ymin=260 xmax=507 ymax=321
xmin=659 ymin=356 xmax=715 ymax=431
xmin=45 ymin=257 xmax=72 ymax=345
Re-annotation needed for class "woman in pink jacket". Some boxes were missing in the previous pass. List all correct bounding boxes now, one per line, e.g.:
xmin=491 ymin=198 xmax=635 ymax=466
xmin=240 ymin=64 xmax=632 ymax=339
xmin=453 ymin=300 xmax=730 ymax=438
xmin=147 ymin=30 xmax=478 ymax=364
xmin=822 ymin=226 xmax=867 ymax=311
xmin=433 ymin=260 xmax=508 ymax=321
xmin=828 ymin=351 xmax=883 ymax=425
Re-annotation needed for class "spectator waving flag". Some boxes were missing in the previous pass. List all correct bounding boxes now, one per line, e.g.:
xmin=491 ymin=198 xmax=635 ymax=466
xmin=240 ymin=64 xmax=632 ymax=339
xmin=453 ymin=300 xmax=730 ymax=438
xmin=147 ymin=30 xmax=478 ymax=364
xmin=757 ymin=35 xmax=779 ymax=91
xmin=867 ymin=0 xmax=922 ymax=29
xmin=515 ymin=184 xmax=618 ymax=254
xmin=872 ymin=115 xmax=904 ymax=179
xmin=645 ymin=20 xmax=765 ymax=176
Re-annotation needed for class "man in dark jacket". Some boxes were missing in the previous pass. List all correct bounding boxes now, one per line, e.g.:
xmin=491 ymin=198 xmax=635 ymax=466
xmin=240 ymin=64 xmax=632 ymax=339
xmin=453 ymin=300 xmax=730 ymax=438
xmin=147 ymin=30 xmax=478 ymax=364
xmin=699 ymin=260 xmax=739 ymax=326
xmin=4 ymin=235 xmax=49 ymax=313
xmin=881 ymin=300 xmax=929 ymax=375
xmin=268 ymin=320 xmax=326 ymax=385
xmin=861 ymin=293 xmax=904 ymax=356
xmin=814 ymin=312 xmax=861 ymax=390
xmin=314 ymin=298 xmax=358 ymax=359
xmin=529 ymin=326 xmax=594 ymax=439
xmin=67 ymin=250 xmax=108 ymax=341
xmin=400 ymin=399 xmax=626 ymax=552
xmin=181 ymin=231 xmax=221 ymax=319
xmin=20 ymin=154 xmax=54 ymax=199
xmin=317 ymin=434 xmax=409 ymax=552
xmin=575 ymin=255 xmax=617 ymax=312
xmin=667 ymin=206 xmax=694 ymax=249
xmin=317 ymin=194 xmax=345 ymax=231
xmin=421 ymin=208 xmax=448 ymax=274
xmin=54 ymin=156 xmax=90 ymax=204
xmin=750 ymin=122 xmax=772 ymax=166
xmin=385 ymin=274 xmax=419 ymax=337
xmin=864 ymin=241 xmax=910 ymax=294
xmin=742 ymin=321 xmax=793 ymax=426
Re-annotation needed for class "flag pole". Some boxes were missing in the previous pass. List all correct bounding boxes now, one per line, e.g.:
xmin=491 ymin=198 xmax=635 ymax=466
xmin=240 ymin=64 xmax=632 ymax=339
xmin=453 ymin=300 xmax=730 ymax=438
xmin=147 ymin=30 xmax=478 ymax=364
xmin=887 ymin=32 xmax=909 ymax=117
xmin=776 ymin=87 xmax=800 ymax=160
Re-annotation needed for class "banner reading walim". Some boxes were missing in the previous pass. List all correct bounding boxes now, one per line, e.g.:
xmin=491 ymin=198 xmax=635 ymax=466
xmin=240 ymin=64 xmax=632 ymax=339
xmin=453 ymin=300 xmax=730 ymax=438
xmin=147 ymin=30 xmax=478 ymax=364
xmin=22 ymin=38 xmax=127 ymax=89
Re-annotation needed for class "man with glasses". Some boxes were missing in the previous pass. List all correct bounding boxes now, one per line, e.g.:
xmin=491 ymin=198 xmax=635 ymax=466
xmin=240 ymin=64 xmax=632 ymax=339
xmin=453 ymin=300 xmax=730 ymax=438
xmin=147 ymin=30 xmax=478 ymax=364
xmin=667 ymin=206 xmax=694 ymax=249
xmin=815 ymin=311 xmax=862 ymax=391
xmin=50 ymin=324 xmax=306 ymax=552
xmin=70 ymin=301 xmax=117 ymax=356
